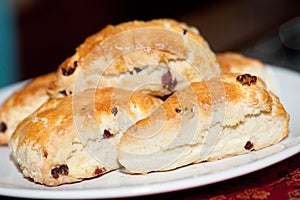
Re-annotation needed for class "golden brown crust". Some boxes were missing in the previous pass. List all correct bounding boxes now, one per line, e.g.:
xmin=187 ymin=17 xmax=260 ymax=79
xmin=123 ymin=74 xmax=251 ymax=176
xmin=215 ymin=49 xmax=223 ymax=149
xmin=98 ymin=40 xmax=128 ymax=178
xmin=75 ymin=19 xmax=202 ymax=61
xmin=0 ymin=72 xmax=56 ymax=145
xmin=217 ymin=52 xmax=264 ymax=72
xmin=49 ymin=18 xmax=220 ymax=98
xmin=216 ymin=52 xmax=277 ymax=92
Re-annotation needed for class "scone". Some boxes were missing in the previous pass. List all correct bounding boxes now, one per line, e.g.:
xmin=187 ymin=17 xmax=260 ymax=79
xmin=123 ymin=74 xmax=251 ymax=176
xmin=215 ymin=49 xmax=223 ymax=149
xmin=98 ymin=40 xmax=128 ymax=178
xmin=7 ymin=18 xmax=290 ymax=186
xmin=0 ymin=72 xmax=56 ymax=145
xmin=49 ymin=18 xmax=221 ymax=98
xmin=217 ymin=52 xmax=276 ymax=92
xmin=118 ymin=73 xmax=289 ymax=174
xmin=9 ymin=88 xmax=162 ymax=186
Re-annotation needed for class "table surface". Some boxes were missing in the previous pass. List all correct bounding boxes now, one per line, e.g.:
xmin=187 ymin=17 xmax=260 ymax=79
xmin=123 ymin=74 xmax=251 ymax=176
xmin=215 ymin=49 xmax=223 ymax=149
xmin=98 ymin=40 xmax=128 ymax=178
xmin=1 ymin=152 xmax=299 ymax=200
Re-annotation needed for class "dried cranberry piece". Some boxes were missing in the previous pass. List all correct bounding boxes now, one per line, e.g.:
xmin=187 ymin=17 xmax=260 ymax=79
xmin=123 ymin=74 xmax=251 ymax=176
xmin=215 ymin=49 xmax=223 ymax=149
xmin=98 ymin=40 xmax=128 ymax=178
xmin=111 ymin=107 xmax=118 ymax=116
xmin=58 ymin=165 xmax=69 ymax=175
xmin=51 ymin=165 xmax=69 ymax=179
xmin=236 ymin=74 xmax=257 ymax=86
xmin=244 ymin=141 xmax=254 ymax=150
xmin=133 ymin=67 xmax=142 ymax=73
xmin=175 ymin=108 xmax=181 ymax=113
xmin=51 ymin=168 xmax=59 ymax=179
xmin=103 ymin=129 xmax=112 ymax=138
xmin=94 ymin=167 xmax=106 ymax=176
xmin=0 ymin=122 xmax=7 ymax=133
xmin=162 ymin=70 xmax=177 ymax=90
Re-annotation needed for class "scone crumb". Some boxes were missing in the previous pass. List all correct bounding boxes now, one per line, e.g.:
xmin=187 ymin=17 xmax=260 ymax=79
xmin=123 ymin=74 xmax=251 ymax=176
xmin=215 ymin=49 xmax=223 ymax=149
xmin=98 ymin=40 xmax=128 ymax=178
xmin=236 ymin=74 xmax=257 ymax=86
xmin=0 ymin=122 xmax=7 ymax=133
xmin=51 ymin=165 xmax=69 ymax=179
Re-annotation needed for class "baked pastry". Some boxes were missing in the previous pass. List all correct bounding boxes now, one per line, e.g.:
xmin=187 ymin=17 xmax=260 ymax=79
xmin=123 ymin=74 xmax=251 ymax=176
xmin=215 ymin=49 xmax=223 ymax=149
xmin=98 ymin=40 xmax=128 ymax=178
xmin=0 ymin=72 xmax=55 ymax=145
xmin=118 ymin=73 xmax=289 ymax=174
xmin=7 ymin=18 xmax=289 ymax=186
xmin=0 ymin=52 xmax=272 ymax=146
xmin=48 ymin=18 xmax=220 ymax=98
xmin=2 ymin=19 xmax=219 ymax=145
xmin=217 ymin=52 xmax=276 ymax=92
xmin=10 ymin=88 xmax=162 ymax=186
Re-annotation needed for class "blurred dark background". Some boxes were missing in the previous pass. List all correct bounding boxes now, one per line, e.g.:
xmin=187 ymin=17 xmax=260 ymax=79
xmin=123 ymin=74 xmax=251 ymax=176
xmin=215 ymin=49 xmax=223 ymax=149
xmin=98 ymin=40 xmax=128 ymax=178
xmin=1 ymin=0 xmax=300 ymax=87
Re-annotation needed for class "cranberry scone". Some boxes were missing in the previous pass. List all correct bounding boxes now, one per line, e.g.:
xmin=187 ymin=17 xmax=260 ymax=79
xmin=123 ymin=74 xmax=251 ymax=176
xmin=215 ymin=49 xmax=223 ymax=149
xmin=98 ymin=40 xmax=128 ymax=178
xmin=0 ymin=72 xmax=56 ymax=145
xmin=9 ymin=88 xmax=162 ymax=186
xmin=49 ymin=18 xmax=221 ymax=98
xmin=118 ymin=73 xmax=289 ymax=174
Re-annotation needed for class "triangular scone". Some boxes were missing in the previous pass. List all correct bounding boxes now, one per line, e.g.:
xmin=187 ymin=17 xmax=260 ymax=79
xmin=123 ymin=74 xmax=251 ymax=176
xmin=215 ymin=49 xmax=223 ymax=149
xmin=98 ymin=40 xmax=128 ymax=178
xmin=118 ymin=73 xmax=289 ymax=174
xmin=0 ymin=72 xmax=56 ymax=145
xmin=49 ymin=18 xmax=220 ymax=98
xmin=9 ymin=88 xmax=162 ymax=186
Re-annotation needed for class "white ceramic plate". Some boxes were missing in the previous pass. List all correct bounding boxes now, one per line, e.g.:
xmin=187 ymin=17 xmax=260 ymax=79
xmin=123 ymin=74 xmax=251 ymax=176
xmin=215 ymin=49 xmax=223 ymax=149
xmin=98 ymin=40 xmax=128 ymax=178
xmin=0 ymin=65 xmax=299 ymax=199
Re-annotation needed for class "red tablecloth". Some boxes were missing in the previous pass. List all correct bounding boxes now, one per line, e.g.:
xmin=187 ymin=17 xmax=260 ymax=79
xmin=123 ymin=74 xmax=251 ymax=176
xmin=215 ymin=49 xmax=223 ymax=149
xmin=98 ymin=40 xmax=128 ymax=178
xmin=126 ymin=152 xmax=300 ymax=200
